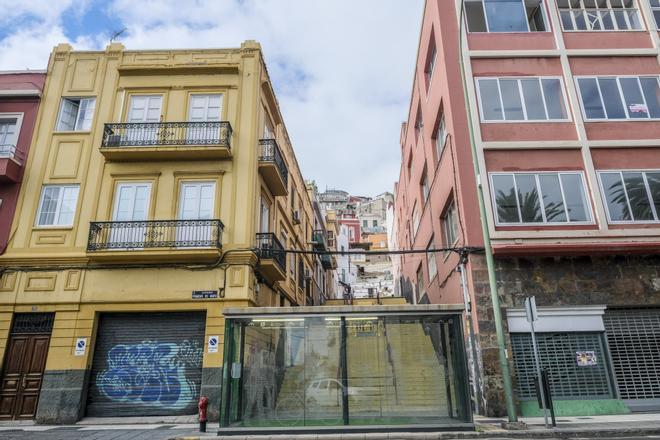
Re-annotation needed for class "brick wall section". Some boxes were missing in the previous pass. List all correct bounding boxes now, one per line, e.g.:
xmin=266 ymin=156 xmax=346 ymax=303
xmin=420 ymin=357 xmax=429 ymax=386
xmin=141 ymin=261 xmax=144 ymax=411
xmin=470 ymin=254 xmax=660 ymax=417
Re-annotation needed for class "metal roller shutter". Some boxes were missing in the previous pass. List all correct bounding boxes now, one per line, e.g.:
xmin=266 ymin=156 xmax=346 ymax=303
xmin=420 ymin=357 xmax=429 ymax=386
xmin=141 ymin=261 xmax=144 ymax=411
xmin=604 ymin=308 xmax=660 ymax=407
xmin=86 ymin=312 xmax=206 ymax=417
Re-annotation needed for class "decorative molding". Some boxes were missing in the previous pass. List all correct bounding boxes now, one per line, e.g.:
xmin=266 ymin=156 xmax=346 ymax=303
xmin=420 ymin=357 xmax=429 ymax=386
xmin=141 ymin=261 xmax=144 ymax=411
xmin=24 ymin=272 xmax=57 ymax=292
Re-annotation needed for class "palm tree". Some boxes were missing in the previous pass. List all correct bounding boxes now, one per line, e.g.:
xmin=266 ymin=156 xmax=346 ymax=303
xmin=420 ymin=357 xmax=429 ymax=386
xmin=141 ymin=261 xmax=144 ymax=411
xmin=606 ymin=173 xmax=660 ymax=221
xmin=496 ymin=187 xmax=566 ymax=223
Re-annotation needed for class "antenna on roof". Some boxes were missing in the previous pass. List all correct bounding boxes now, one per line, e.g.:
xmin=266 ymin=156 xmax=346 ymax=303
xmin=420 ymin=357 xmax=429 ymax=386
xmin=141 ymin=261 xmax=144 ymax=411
xmin=110 ymin=28 xmax=127 ymax=43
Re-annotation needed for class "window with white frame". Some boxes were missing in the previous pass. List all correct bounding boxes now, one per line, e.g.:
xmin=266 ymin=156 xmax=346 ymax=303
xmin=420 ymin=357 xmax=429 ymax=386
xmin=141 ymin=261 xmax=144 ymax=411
xmin=421 ymin=166 xmax=430 ymax=205
xmin=36 ymin=185 xmax=80 ymax=227
xmin=598 ymin=170 xmax=660 ymax=222
xmin=466 ymin=0 xmax=547 ymax=32
xmin=558 ymin=0 xmax=643 ymax=31
xmin=441 ymin=201 xmax=459 ymax=248
xmin=416 ymin=264 xmax=425 ymax=301
xmin=490 ymin=172 xmax=591 ymax=224
xmin=0 ymin=117 xmax=19 ymax=156
xmin=56 ymin=97 xmax=96 ymax=131
xmin=412 ymin=203 xmax=420 ymax=235
xmin=427 ymin=236 xmax=438 ymax=282
xmin=435 ymin=115 xmax=447 ymax=158
xmin=414 ymin=107 xmax=423 ymax=139
xmin=576 ymin=76 xmax=660 ymax=120
xmin=476 ymin=77 xmax=568 ymax=121
xmin=424 ymin=33 xmax=437 ymax=88
xmin=652 ymin=0 xmax=660 ymax=28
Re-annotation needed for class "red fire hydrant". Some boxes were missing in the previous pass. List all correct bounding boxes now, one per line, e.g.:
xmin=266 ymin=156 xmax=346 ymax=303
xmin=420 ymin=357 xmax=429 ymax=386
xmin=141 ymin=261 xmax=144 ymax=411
xmin=198 ymin=396 xmax=209 ymax=432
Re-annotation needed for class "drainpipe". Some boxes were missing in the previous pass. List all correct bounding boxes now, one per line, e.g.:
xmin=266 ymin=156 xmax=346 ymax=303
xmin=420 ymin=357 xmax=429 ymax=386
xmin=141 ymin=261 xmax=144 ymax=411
xmin=457 ymin=0 xmax=517 ymax=421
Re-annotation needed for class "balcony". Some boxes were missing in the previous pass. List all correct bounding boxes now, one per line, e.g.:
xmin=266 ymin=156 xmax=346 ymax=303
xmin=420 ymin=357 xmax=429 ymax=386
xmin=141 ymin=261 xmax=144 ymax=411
xmin=255 ymin=232 xmax=286 ymax=282
xmin=258 ymin=139 xmax=288 ymax=196
xmin=87 ymin=219 xmax=224 ymax=262
xmin=100 ymin=122 xmax=232 ymax=161
xmin=0 ymin=144 xmax=25 ymax=183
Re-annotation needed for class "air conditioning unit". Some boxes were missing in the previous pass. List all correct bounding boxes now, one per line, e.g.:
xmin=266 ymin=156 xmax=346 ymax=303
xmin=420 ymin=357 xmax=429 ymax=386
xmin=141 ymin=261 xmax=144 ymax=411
xmin=292 ymin=210 xmax=301 ymax=225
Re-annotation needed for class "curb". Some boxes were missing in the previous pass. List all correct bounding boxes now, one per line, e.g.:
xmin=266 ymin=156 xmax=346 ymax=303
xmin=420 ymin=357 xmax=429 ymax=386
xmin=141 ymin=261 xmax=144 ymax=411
xmin=172 ymin=426 xmax=660 ymax=439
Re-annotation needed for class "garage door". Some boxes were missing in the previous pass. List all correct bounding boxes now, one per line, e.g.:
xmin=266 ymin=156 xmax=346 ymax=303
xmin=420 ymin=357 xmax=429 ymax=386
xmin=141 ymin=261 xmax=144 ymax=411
xmin=86 ymin=312 xmax=206 ymax=417
xmin=604 ymin=308 xmax=660 ymax=411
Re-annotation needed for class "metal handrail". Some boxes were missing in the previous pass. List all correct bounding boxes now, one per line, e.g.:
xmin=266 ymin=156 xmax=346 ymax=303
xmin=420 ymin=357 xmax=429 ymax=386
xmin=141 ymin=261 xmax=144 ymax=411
xmin=101 ymin=122 xmax=233 ymax=148
xmin=255 ymin=232 xmax=286 ymax=272
xmin=258 ymin=138 xmax=289 ymax=187
xmin=87 ymin=219 xmax=224 ymax=251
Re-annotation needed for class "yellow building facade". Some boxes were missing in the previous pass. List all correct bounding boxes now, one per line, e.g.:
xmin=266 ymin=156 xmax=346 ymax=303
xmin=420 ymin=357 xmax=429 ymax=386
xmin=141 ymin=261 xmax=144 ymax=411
xmin=0 ymin=41 xmax=322 ymax=423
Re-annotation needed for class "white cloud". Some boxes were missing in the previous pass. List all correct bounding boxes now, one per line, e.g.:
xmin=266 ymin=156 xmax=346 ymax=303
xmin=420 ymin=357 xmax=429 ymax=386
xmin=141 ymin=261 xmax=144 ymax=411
xmin=0 ymin=0 xmax=423 ymax=196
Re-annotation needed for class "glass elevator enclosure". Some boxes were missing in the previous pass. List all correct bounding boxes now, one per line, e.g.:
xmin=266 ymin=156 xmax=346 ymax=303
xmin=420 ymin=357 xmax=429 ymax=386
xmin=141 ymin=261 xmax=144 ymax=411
xmin=220 ymin=306 xmax=472 ymax=431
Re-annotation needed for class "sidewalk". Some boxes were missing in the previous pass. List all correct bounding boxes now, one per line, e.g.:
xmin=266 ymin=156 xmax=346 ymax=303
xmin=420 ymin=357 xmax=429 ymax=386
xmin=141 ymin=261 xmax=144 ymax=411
xmin=173 ymin=413 xmax=660 ymax=440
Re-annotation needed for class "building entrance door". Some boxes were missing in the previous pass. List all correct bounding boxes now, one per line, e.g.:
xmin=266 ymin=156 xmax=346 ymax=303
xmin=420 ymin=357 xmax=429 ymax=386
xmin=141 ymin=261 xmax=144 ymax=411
xmin=0 ymin=313 xmax=54 ymax=420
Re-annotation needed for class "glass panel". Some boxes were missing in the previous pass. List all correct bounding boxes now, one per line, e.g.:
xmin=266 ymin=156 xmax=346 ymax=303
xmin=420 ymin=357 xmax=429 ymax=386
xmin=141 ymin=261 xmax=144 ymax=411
xmin=654 ymin=10 xmax=660 ymax=28
xmin=600 ymin=172 xmax=631 ymax=221
xmin=574 ymin=10 xmax=588 ymax=29
xmin=560 ymin=174 xmax=590 ymax=222
xmin=515 ymin=174 xmax=543 ymax=223
xmin=224 ymin=315 xmax=470 ymax=428
xmin=578 ymin=78 xmax=606 ymax=119
xmin=560 ymin=10 xmax=575 ymax=30
xmin=478 ymin=79 xmax=503 ymax=120
xmin=466 ymin=1 xmax=488 ymax=32
xmin=38 ymin=186 xmax=60 ymax=225
xmin=620 ymin=78 xmax=649 ymax=118
xmin=613 ymin=10 xmax=628 ymax=28
xmin=492 ymin=174 xmax=520 ymax=223
xmin=57 ymin=99 xmax=78 ymax=131
xmin=484 ymin=0 xmax=529 ymax=32
xmin=640 ymin=78 xmax=660 ymax=118
xmin=598 ymin=78 xmax=627 ymax=119
xmin=521 ymin=79 xmax=547 ymax=120
xmin=542 ymin=79 xmax=568 ymax=119
xmin=623 ymin=172 xmax=654 ymax=220
xmin=626 ymin=10 xmax=642 ymax=29
xmin=646 ymin=172 xmax=660 ymax=219
xmin=527 ymin=0 xmax=546 ymax=31
xmin=500 ymin=79 xmax=525 ymax=120
xmin=600 ymin=10 xmax=615 ymax=29
xmin=346 ymin=316 xmax=461 ymax=424
xmin=58 ymin=186 xmax=79 ymax=226
xmin=538 ymin=174 xmax=567 ymax=222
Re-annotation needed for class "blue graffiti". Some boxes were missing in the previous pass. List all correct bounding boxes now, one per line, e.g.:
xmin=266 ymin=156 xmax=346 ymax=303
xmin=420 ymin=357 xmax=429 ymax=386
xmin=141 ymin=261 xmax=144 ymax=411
xmin=96 ymin=340 xmax=202 ymax=409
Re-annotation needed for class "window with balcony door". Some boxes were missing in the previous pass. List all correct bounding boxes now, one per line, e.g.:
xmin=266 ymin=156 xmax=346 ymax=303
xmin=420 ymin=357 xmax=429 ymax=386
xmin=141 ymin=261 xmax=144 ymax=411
xmin=177 ymin=181 xmax=216 ymax=245
xmin=0 ymin=117 xmax=19 ymax=157
xmin=576 ymin=76 xmax=660 ymax=120
xmin=109 ymin=182 xmax=151 ymax=248
xmin=412 ymin=202 xmax=420 ymax=236
xmin=57 ymin=97 xmax=96 ymax=131
xmin=465 ymin=0 xmax=547 ymax=32
xmin=490 ymin=172 xmax=592 ymax=225
xmin=259 ymin=195 xmax=271 ymax=233
xmin=476 ymin=77 xmax=569 ymax=121
xmin=36 ymin=185 xmax=80 ymax=227
xmin=598 ymin=170 xmax=660 ymax=223
xmin=652 ymin=0 xmax=660 ymax=28
xmin=558 ymin=0 xmax=643 ymax=31
xmin=187 ymin=94 xmax=223 ymax=143
xmin=123 ymin=95 xmax=162 ymax=143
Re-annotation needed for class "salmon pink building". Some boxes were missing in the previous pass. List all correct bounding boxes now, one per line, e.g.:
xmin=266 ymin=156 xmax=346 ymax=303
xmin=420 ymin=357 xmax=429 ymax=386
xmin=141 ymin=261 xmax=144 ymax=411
xmin=395 ymin=0 xmax=660 ymax=418
xmin=0 ymin=71 xmax=45 ymax=254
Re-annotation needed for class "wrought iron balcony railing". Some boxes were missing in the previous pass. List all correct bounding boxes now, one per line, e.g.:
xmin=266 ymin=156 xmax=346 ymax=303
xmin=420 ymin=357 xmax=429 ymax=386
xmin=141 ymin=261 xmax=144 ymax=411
xmin=255 ymin=232 xmax=286 ymax=272
xmin=258 ymin=138 xmax=288 ymax=186
xmin=87 ymin=219 xmax=224 ymax=251
xmin=312 ymin=229 xmax=327 ymax=250
xmin=0 ymin=144 xmax=24 ymax=162
xmin=101 ymin=122 xmax=232 ymax=148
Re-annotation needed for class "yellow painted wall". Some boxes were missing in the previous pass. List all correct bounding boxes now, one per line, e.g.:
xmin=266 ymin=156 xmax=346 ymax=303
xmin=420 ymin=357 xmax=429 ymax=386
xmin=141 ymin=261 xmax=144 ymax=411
xmin=0 ymin=41 xmax=318 ymax=373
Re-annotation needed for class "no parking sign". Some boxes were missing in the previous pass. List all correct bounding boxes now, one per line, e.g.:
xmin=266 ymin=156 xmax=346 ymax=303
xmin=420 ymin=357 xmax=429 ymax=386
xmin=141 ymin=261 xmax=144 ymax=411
xmin=208 ymin=335 xmax=219 ymax=353
xmin=74 ymin=337 xmax=87 ymax=356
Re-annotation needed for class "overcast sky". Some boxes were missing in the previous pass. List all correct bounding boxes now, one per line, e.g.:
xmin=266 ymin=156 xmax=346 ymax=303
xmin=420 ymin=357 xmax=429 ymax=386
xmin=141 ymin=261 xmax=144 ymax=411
xmin=0 ymin=0 xmax=423 ymax=197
